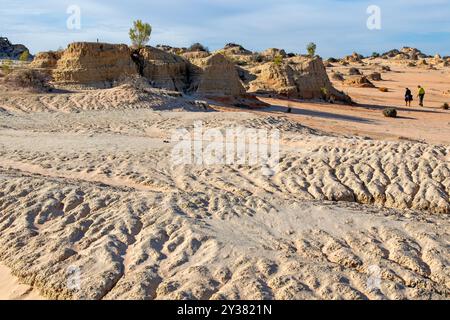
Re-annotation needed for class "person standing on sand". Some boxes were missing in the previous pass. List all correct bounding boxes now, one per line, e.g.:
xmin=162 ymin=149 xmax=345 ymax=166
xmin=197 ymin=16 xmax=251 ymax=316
xmin=417 ymin=85 xmax=426 ymax=106
xmin=405 ymin=88 xmax=413 ymax=107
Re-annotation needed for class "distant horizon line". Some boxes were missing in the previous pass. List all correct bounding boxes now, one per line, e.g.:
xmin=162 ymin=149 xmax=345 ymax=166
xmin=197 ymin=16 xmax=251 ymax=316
xmin=1 ymin=35 xmax=447 ymax=60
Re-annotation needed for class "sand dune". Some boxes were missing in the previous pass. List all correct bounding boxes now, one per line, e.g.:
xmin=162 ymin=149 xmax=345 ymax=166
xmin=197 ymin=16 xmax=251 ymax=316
xmin=0 ymin=84 xmax=201 ymax=113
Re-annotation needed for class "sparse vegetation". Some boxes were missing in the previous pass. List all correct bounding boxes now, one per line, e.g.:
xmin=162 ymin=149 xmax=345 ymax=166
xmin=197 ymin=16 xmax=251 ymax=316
xmin=372 ymin=52 xmax=380 ymax=58
xmin=19 ymin=50 xmax=30 ymax=62
xmin=175 ymin=48 xmax=185 ymax=56
xmin=1 ymin=59 xmax=12 ymax=75
xmin=129 ymin=20 xmax=152 ymax=49
xmin=383 ymin=108 xmax=397 ymax=118
xmin=3 ymin=69 xmax=51 ymax=92
xmin=188 ymin=43 xmax=209 ymax=53
xmin=442 ymin=102 xmax=449 ymax=110
xmin=379 ymin=87 xmax=389 ymax=92
xmin=307 ymin=42 xmax=317 ymax=57
xmin=273 ymin=54 xmax=283 ymax=66
xmin=331 ymin=71 xmax=344 ymax=81
xmin=320 ymin=87 xmax=329 ymax=100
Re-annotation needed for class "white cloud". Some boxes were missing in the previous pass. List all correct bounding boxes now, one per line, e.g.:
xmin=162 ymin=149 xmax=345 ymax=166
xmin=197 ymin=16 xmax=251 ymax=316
xmin=1 ymin=0 xmax=449 ymax=57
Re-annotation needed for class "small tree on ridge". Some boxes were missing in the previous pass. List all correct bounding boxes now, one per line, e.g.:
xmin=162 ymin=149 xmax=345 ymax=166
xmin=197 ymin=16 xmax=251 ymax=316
xmin=129 ymin=20 xmax=152 ymax=49
xmin=307 ymin=42 xmax=317 ymax=57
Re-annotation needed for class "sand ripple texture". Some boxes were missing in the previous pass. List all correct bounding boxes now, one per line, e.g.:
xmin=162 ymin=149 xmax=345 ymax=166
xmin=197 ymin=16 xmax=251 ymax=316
xmin=0 ymin=109 xmax=448 ymax=300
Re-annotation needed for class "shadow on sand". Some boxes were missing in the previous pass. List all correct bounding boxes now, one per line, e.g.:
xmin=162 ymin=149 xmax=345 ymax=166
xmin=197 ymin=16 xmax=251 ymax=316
xmin=358 ymin=103 xmax=442 ymax=114
xmin=262 ymin=104 xmax=374 ymax=124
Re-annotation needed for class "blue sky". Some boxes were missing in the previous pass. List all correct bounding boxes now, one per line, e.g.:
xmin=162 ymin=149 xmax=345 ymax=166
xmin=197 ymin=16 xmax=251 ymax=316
xmin=1 ymin=0 xmax=450 ymax=57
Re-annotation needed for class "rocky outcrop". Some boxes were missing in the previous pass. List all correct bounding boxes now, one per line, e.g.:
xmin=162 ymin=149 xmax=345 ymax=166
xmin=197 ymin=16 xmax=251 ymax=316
xmin=382 ymin=49 xmax=401 ymax=58
xmin=0 ymin=37 xmax=32 ymax=60
xmin=247 ymin=56 xmax=346 ymax=100
xmin=344 ymin=75 xmax=375 ymax=88
xmin=215 ymin=43 xmax=255 ymax=66
xmin=260 ymin=48 xmax=287 ymax=61
xmin=382 ymin=47 xmax=428 ymax=60
xmin=222 ymin=43 xmax=252 ymax=55
xmin=30 ymin=51 xmax=63 ymax=70
xmin=401 ymin=47 xmax=428 ymax=59
xmin=343 ymin=52 xmax=364 ymax=63
xmin=138 ymin=46 xmax=190 ymax=92
xmin=189 ymin=53 xmax=246 ymax=97
xmin=156 ymin=45 xmax=187 ymax=56
xmin=182 ymin=51 xmax=211 ymax=61
xmin=46 ymin=41 xmax=353 ymax=101
xmin=368 ymin=72 xmax=382 ymax=81
xmin=331 ymin=71 xmax=344 ymax=81
xmin=348 ymin=67 xmax=361 ymax=75
xmin=53 ymin=42 xmax=137 ymax=86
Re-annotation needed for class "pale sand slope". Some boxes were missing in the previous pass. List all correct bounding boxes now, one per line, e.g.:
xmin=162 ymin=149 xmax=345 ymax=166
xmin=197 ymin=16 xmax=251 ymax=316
xmin=0 ymin=84 xmax=203 ymax=113
xmin=0 ymin=109 xmax=448 ymax=300
xmin=0 ymin=264 xmax=43 ymax=300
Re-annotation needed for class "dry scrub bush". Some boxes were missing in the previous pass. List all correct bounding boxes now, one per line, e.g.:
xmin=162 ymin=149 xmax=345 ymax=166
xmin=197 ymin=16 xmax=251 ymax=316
xmin=3 ymin=68 xmax=51 ymax=92
xmin=383 ymin=108 xmax=397 ymax=118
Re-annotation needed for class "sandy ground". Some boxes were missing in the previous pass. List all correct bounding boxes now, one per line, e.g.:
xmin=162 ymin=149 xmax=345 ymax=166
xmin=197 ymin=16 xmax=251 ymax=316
xmin=0 ymin=264 xmax=42 ymax=299
xmin=0 ymin=63 xmax=448 ymax=300
xmin=216 ymin=60 xmax=450 ymax=145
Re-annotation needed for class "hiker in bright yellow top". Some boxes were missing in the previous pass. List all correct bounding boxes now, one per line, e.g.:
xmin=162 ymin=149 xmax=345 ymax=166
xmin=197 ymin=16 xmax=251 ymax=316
xmin=417 ymin=85 xmax=426 ymax=106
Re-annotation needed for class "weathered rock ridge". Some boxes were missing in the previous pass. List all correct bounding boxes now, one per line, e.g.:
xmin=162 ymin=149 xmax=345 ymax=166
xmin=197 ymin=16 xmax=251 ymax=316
xmin=0 ymin=37 xmax=32 ymax=60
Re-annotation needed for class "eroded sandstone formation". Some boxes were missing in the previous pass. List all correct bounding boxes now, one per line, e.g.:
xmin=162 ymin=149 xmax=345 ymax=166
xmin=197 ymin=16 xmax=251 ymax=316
xmin=52 ymin=42 xmax=138 ymax=86
xmin=42 ymin=41 xmax=348 ymax=100
xmin=343 ymin=52 xmax=364 ymax=63
xmin=30 ymin=51 xmax=63 ymax=69
xmin=382 ymin=47 xmax=428 ymax=61
xmin=344 ymin=75 xmax=375 ymax=88
xmin=247 ymin=56 xmax=347 ymax=100
xmin=138 ymin=46 xmax=190 ymax=92
xmin=189 ymin=53 xmax=246 ymax=97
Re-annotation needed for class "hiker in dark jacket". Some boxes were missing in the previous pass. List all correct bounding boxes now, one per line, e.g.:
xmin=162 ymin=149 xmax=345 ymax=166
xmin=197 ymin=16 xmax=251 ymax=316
xmin=405 ymin=88 xmax=413 ymax=107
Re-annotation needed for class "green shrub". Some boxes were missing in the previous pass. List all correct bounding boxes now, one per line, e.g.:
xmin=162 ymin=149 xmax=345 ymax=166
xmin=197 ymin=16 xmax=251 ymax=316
xmin=273 ymin=54 xmax=283 ymax=66
xmin=320 ymin=87 xmax=329 ymax=100
xmin=1 ymin=59 xmax=12 ymax=75
xmin=19 ymin=50 xmax=30 ymax=62
xmin=383 ymin=108 xmax=397 ymax=118
xmin=307 ymin=42 xmax=317 ymax=57
xmin=129 ymin=20 xmax=152 ymax=49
